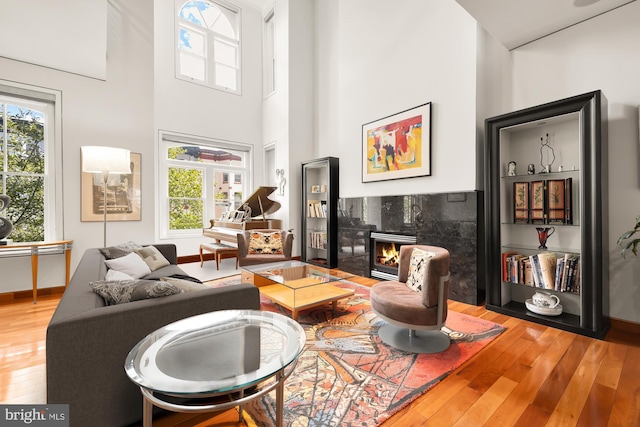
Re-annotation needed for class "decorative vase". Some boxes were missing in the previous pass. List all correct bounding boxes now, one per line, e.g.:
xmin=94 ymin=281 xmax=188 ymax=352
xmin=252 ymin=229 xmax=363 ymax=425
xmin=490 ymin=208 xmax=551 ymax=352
xmin=536 ymin=227 xmax=555 ymax=249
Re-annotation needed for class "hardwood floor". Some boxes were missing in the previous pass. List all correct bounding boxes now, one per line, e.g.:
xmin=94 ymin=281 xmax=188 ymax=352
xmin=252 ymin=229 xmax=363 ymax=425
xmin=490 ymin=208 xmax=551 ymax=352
xmin=1 ymin=274 xmax=638 ymax=426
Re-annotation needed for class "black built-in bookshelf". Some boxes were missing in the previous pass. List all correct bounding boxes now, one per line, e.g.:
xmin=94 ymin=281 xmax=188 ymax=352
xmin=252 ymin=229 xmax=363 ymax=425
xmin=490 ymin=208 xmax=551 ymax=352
xmin=484 ymin=91 xmax=609 ymax=339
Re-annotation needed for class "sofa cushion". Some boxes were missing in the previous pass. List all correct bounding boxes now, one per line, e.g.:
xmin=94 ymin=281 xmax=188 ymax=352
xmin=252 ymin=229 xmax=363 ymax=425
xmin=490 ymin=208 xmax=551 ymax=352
xmin=99 ymin=241 xmax=143 ymax=259
xmin=248 ymin=231 xmax=284 ymax=255
xmin=161 ymin=276 xmax=210 ymax=293
xmin=104 ymin=252 xmax=151 ymax=279
xmin=105 ymin=269 xmax=134 ymax=281
xmin=406 ymin=248 xmax=435 ymax=293
xmin=89 ymin=279 xmax=182 ymax=305
xmin=134 ymin=246 xmax=170 ymax=271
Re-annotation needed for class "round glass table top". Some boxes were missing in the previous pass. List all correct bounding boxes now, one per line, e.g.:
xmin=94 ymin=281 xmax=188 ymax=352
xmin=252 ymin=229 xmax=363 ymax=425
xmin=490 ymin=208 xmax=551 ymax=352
xmin=124 ymin=310 xmax=305 ymax=396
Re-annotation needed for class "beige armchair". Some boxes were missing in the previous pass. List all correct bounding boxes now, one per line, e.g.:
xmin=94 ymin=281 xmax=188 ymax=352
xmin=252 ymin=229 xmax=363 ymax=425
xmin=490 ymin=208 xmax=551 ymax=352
xmin=370 ymin=245 xmax=451 ymax=353
xmin=236 ymin=229 xmax=294 ymax=267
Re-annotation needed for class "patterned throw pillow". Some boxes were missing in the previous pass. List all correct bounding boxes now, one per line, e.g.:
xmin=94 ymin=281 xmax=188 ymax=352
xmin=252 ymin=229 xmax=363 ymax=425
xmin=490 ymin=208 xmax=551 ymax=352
xmin=248 ymin=231 xmax=284 ymax=255
xmin=134 ymin=246 xmax=170 ymax=271
xmin=406 ymin=248 xmax=436 ymax=293
xmin=99 ymin=241 xmax=142 ymax=259
xmin=90 ymin=279 xmax=182 ymax=305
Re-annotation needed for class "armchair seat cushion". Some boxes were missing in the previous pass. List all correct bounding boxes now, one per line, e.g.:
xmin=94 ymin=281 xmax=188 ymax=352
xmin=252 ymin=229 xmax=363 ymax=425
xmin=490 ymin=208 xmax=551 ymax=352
xmin=371 ymin=281 xmax=440 ymax=326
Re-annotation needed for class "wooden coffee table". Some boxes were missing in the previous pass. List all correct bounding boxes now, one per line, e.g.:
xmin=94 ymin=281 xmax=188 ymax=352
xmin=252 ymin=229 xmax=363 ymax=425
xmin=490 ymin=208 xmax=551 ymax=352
xmin=241 ymin=261 xmax=355 ymax=320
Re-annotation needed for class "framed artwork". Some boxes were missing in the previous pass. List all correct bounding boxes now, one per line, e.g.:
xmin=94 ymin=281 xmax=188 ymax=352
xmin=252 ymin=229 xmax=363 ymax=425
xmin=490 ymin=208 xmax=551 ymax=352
xmin=81 ymin=152 xmax=141 ymax=222
xmin=362 ymin=102 xmax=431 ymax=182
xmin=513 ymin=182 xmax=530 ymax=223
xmin=530 ymin=180 xmax=545 ymax=224
xmin=547 ymin=179 xmax=566 ymax=224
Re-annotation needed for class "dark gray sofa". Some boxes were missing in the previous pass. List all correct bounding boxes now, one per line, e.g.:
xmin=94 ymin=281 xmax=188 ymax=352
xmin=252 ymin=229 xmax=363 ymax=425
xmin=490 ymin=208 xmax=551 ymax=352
xmin=46 ymin=244 xmax=260 ymax=427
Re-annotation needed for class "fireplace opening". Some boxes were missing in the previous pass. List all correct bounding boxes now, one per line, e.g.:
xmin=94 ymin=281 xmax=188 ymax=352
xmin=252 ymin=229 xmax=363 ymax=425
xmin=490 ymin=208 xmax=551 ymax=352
xmin=370 ymin=231 xmax=417 ymax=280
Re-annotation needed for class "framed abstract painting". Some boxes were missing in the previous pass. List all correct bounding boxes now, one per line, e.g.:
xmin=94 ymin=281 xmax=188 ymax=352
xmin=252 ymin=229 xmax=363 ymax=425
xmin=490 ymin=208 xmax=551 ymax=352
xmin=362 ymin=102 xmax=431 ymax=183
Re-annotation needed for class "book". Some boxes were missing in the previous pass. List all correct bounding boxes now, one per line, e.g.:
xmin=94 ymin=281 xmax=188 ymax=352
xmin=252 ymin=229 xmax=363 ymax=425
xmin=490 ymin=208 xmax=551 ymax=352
xmin=529 ymin=254 xmax=543 ymax=287
xmin=536 ymin=252 xmax=557 ymax=289
xmin=523 ymin=258 xmax=534 ymax=286
xmin=502 ymin=251 xmax=518 ymax=281
xmin=554 ymin=257 xmax=565 ymax=291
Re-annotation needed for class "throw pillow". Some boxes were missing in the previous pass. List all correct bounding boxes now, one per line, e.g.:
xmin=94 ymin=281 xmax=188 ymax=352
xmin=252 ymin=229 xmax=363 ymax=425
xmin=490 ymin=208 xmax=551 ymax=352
xmin=105 ymin=269 xmax=134 ymax=281
xmin=104 ymin=252 xmax=151 ymax=279
xmin=406 ymin=248 xmax=436 ymax=293
xmin=99 ymin=241 xmax=142 ymax=260
xmin=161 ymin=276 xmax=210 ymax=293
xmin=90 ymin=279 xmax=182 ymax=305
xmin=248 ymin=231 xmax=284 ymax=255
xmin=134 ymin=246 xmax=170 ymax=271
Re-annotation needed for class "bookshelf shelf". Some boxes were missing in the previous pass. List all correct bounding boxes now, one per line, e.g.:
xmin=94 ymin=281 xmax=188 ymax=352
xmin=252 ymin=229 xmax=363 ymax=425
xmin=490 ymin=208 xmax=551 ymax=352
xmin=484 ymin=91 xmax=609 ymax=339
xmin=301 ymin=157 xmax=339 ymax=268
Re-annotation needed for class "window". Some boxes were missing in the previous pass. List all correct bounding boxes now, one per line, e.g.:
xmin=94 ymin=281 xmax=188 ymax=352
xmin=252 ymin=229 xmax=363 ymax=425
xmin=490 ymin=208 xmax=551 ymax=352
xmin=176 ymin=0 xmax=241 ymax=94
xmin=263 ymin=7 xmax=275 ymax=96
xmin=0 ymin=86 xmax=60 ymax=243
xmin=159 ymin=132 xmax=251 ymax=237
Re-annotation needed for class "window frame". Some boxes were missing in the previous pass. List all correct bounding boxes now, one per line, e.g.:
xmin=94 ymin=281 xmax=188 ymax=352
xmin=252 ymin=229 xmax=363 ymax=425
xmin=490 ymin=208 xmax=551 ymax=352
xmin=158 ymin=130 xmax=253 ymax=239
xmin=0 ymin=80 xmax=62 ymax=243
xmin=175 ymin=0 xmax=242 ymax=95
xmin=262 ymin=6 xmax=276 ymax=98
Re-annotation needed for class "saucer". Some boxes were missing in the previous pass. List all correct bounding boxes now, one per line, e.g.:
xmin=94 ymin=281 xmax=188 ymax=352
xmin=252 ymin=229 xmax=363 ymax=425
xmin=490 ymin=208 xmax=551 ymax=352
xmin=525 ymin=298 xmax=563 ymax=316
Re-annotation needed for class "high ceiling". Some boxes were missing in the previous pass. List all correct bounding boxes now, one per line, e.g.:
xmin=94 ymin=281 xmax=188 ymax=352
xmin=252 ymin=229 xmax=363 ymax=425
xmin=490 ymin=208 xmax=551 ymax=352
xmin=455 ymin=0 xmax=636 ymax=50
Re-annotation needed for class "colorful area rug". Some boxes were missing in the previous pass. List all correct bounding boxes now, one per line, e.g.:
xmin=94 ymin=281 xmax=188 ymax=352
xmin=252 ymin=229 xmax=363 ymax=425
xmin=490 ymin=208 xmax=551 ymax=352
xmin=209 ymin=276 xmax=506 ymax=426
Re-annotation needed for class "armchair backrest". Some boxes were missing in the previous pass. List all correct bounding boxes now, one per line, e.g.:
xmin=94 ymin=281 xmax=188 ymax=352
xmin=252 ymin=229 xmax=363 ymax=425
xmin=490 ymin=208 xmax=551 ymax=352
xmin=237 ymin=229 xmax=294 ymax=258
xmin=397 ymin=244 xmax=451 ymax=309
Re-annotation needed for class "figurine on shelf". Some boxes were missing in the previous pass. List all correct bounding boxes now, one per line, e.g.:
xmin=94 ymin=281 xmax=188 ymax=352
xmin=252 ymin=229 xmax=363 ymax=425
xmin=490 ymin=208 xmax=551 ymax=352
xmin=527 ymin=164 xmax=535 ymax=175
xmin=539 ymin=133 xmax=555 ymax=174
xmin=507 ymin=161 xmax=516 ymax=176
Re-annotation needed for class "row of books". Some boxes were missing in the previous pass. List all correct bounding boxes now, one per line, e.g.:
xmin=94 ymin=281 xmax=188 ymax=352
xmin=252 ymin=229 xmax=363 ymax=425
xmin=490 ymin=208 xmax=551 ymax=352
xmin=502 ymin=251 xmax=580 ymax=293
xmin=308 ymin=231 xmax=328 ymax=249
xmin=307 ymin=200 xmax=327 ymax=218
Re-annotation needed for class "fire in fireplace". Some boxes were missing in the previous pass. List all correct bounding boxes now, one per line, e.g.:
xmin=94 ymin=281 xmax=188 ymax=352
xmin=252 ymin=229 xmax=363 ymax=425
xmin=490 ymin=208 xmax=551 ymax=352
xmin=370 ymin=231 xmax=417 ymax=280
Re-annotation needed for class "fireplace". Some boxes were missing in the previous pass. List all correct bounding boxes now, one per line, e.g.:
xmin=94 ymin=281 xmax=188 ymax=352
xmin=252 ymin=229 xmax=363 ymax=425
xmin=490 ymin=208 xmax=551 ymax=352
xmin=370 ymin=231 xmax=417 ymax=281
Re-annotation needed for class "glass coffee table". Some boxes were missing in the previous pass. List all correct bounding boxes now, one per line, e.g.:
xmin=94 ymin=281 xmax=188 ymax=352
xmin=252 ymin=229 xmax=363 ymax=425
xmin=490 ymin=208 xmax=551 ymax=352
xmin=124 ymin=310 xmax=305 ymax=427
xmin=241 ymin=260 xmax=355 ymax=320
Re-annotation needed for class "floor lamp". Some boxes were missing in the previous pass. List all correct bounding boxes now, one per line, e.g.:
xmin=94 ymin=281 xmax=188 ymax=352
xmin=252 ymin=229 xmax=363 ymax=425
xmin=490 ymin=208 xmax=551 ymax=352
xmin=81 ymin=146 xmax=131 ymax=248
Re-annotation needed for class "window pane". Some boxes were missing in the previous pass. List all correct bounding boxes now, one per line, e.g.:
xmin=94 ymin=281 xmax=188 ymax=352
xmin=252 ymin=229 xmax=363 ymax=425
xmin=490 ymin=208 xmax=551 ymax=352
xmin=7 ymin=105 xmax=45 ymax=174
xmin=179 ymin=27 xmax=205 ymax=55
xmin=211 ymin=11 xmax=235 ymax=39
xmin=179 ymin=1 xmax=205 ymax=27
xmin=198 ymin=1 xmax=222 ymax=29
xmin=6 ymin=175 xmax=44 ymax=241
xmin=213 ymin=171 xmax=243 ymax=218
xmin=214 ymin=40 xmax=236 ymax=67
xmin=167 ymin=144 xmax=245 ymax=167
xmin=179 ymin=52 xmax=206 ymax=81
xmin=215 ymin=63 xmax=237 ymax=90
xmin=168 ymin=167 xmax=202 ymax=198
xmin=169 ymin=198 xmax=203 ymax=230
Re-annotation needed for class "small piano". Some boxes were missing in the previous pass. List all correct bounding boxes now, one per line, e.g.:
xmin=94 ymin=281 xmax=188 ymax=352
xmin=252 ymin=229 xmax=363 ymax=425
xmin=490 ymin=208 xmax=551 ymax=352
xmin=203 ymin=186 xmax=283 ymax=244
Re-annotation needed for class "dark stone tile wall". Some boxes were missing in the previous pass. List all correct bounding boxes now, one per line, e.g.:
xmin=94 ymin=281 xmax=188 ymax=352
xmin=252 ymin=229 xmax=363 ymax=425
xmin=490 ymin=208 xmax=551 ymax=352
xmin=337 ymin=191 xmax=485 ymax=305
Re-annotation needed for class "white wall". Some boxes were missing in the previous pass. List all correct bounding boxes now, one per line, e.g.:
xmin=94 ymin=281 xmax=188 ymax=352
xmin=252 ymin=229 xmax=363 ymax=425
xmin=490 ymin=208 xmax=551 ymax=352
xmin=153 ymin=0 xmax=264 ymax=257
xmin=0 ymin=0 xmax=154 ymax=293
xmin=315 ymin=0 xmax=480 ymax=198
xmin=510 ymin=1 xmax=640 ymax=323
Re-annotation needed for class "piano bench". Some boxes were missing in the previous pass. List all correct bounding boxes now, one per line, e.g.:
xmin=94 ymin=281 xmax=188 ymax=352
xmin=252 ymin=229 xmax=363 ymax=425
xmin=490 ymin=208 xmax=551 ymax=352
xmin=200 ymin=243 xmax=239 ymax=270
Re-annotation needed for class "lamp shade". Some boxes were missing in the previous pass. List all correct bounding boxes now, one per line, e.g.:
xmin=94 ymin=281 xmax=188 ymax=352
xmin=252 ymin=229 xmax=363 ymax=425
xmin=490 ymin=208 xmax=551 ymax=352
xmin=81 ymin=146 xmax=131 ymax=174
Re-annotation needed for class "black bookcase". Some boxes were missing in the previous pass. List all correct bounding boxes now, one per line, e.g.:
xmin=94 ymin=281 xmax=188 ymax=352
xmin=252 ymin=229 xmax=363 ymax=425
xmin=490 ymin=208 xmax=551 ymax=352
xmin=484 ymin=91 xmax=609 ymax=339
xmin=301 ymin=157 xmax=339 ymax=268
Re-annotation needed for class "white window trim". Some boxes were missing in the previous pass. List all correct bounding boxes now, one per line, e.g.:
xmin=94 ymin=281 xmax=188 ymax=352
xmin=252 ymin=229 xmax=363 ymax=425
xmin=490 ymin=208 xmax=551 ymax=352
xmin=262 ymin=5 xmax=276 ymax=98
xmin=0 ymin=80 xmax=63 ymax=242
xmin=158 ymin=130 xmax=253 ymax=239
xmin=175 ymin=0 xmax=242 ymax=95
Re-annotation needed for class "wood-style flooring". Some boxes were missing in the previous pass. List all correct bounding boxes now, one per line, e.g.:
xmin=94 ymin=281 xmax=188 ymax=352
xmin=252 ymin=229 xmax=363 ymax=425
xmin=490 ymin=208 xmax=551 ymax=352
xmin=1 ymin=274 xmax=639 ymax=426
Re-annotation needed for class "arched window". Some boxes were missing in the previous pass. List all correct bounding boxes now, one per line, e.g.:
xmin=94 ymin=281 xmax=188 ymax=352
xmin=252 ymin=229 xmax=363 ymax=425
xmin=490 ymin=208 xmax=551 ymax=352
xmin=176 ymin=0 xmax=241 ymax=94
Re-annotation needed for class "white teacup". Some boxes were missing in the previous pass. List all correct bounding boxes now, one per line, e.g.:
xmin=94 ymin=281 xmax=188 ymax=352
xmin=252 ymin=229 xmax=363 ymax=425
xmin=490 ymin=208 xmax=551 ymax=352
xmin=532 ymin=291 xmax=560 ymax=309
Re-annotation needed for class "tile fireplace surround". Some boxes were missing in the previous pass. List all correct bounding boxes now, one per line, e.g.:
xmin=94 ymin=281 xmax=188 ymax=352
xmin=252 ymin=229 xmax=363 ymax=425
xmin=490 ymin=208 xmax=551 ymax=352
xmin=337 ymin=191 xmax=484 ymax=305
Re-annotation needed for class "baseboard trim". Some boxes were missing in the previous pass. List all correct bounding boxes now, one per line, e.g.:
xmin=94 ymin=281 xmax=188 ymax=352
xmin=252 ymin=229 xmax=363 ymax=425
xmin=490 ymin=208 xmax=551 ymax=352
xmin=0 ymin=285 xmax=66 ymax=304
xmin=609 ymin=317 xmax=640 ymax=335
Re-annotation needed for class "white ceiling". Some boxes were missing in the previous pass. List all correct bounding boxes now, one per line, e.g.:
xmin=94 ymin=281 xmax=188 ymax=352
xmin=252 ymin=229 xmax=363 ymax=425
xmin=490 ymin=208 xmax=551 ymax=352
xmin=455 ymin=0 xmax=636 ymax=50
